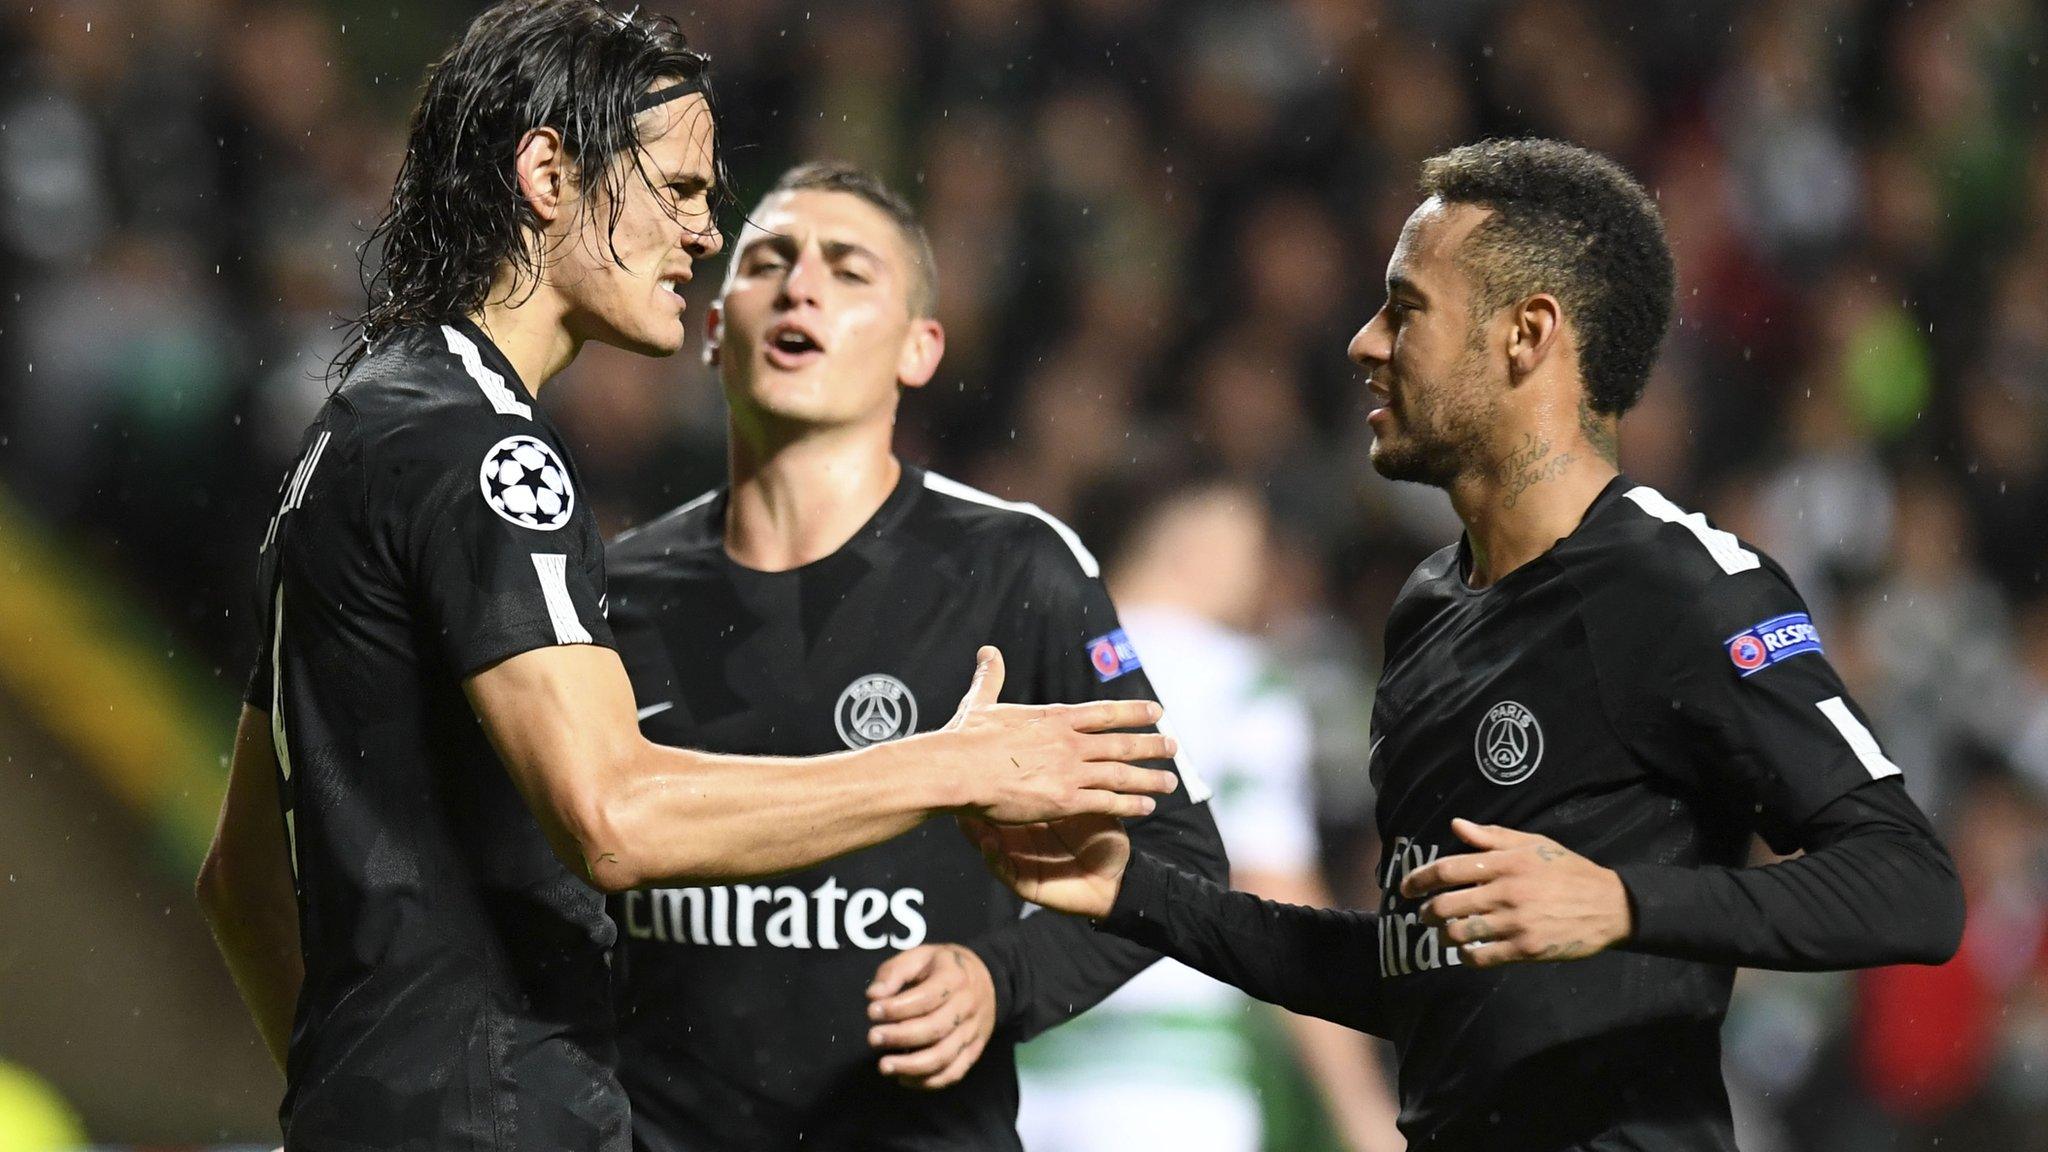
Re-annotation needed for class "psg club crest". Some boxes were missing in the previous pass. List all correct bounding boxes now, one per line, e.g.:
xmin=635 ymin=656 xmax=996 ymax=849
xmin=1473 ymin=700 xmax=1544 ymax=786
xmin=480 ymin=434 xmax=575 ymax=531
xmin=836 ymin=674 xmax=919 ymax=750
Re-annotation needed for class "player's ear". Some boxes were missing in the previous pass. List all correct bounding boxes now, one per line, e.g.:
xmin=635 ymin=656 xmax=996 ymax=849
xmin=896 ymin=317 xmax=945 ymax=391
xmin=1507 ymin=292 xmax=1563 ymax=382
xmin=513 ymin=127 xmax=570 ymax=224
xmin=702 ymin=300 xmax=724 ymax=368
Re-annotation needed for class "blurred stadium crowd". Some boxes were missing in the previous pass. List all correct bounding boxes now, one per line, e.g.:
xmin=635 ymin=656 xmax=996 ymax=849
xmin=2 ymin=0 xmax=2046 ymax=1148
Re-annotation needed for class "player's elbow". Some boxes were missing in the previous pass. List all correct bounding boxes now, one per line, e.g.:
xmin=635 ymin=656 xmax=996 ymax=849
xmin=555 ymin=789 xmax=646 ymax=895
xmin=1907 ymin=854 xmax=1966 ymax=966
xmin=553 ymin=750 xmax=672 ymax=894
xmin=1871 ymin=838 xmax=1966 ymax=967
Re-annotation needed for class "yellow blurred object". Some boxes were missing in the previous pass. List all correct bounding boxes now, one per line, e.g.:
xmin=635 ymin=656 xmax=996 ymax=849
xmin=0 ymin=1060 xmax=85 ymax=1152
xmin=0 ymin=484 xmax=229 ymax=868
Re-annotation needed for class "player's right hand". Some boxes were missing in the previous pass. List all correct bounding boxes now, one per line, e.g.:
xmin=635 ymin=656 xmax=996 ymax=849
xmin=940 ymin=646 xmax=1178 ymax=824
xmin=959 ymin=812 xmax=1130 ymax=919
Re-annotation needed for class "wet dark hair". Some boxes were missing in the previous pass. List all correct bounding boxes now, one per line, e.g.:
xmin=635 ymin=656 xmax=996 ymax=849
xmin=1418 ymin=138 xmax=1674 ymax=417
xmin=339 ymin=0 xmax=721 ymax=376
xmin=762 ymin=161 xmax=939 ymax=317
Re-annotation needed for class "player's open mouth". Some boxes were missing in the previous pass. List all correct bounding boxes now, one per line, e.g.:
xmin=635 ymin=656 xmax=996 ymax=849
xmin=763 ymin=322 xmax=826 ymax=369
xmin=658 ymin=277 xmax=688 ymax=310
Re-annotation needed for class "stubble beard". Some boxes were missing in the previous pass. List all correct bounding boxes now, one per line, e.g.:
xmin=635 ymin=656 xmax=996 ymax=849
xmin=1369 ymin=338 xmax=1498 ymax=490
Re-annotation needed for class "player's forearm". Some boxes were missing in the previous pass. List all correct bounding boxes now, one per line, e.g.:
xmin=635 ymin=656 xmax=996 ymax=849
xmin=585 ymin=734 xmax=962 ymax=890
xmin=196 ymin=855 xmax=303 ymax=1071
xmin=198 ymin=705 xmax=302 ymax=1071
xmin=973 ymin=800 xmax=1227 ymax=1038
xmin=1097 ymin=851 xmax=1389 ymax=1037
xmin=1617 ymin=781 xmax=1964 ymax=970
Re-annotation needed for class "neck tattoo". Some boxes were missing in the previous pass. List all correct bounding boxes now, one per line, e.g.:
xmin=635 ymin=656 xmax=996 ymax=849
xmin=1579 ymin=404 xmax=1619 ymax=464
xmin=1498 ymin=432 xmax=1573 ymax=510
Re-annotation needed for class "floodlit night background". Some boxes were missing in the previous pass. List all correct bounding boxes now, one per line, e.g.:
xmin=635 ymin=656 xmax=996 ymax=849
xmin=1 ymin=0 xmax=2045 ymax=1148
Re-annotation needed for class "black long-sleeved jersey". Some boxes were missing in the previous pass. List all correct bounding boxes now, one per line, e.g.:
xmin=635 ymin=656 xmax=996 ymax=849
xmin=605 ymin=466 xmax=1227 ymax=1152
xmin=245 ymin=320 xmax=624 ymax=1150
xmin=1099 ymin=478 xmax=1963 ymax=1152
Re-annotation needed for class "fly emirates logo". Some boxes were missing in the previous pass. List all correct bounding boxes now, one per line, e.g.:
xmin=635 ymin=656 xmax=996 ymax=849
xmin=1378 ymin=835 xmax=1464 ymax=977
xmin=622 ymin=877 xmax=927 ymax=951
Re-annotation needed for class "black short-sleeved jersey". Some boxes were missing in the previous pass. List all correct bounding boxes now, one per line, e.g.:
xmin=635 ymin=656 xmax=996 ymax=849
xmin=604 ymin=466 xmax=1223 ymax=1152
xmin=1365 ymin=477 xmax=1903 ymax=1149
xmin=245 ymin=319 xmax=623 ymax=1151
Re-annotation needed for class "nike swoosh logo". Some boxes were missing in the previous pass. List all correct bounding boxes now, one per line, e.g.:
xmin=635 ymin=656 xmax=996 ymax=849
xmin=636 ymin=701 xmax=674 ymax=721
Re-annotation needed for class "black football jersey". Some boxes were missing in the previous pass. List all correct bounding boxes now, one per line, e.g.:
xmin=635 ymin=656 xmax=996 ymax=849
xmin=1096 ymin=475 xmax=1954 ymax=1151
xmin=604 ymin=466 xmax=1225 ymax=1152
xmin=1364 ymin=476 xmax=1906 ymax=1149
xmin=245 ymin=319 xmax=624 ymax=1151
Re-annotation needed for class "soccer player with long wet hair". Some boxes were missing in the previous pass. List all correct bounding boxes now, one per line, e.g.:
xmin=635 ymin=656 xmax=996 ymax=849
xmin=193 ymin=5 xmax=1177 ymax=1149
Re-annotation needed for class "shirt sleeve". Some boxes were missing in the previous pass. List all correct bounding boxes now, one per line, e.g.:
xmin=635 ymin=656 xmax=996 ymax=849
xmin=1650 ymin=565 xmax=1903 ymax=853
xmin=1617 ymin=778 xmax=1963 ymax=969
xmin=1097 ymin=850 xmax=1387 ymax=1037
xmin=1608 ymin=564 xmax=1966 ymax=970
xmin=389 ymin=414 xmax=613 ymax=678
xmin=963 ymin=519 xmax=1229 ymax=1039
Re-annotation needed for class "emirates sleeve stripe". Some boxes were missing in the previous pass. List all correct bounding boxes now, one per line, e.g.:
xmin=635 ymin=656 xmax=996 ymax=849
xmin=1816 ymin=696 xmax=1903 ymax=780
xmin=1622 ymin=486 xmax=1760 ymax=575
xmin=532 ymin=553 xmax=594 ymax=645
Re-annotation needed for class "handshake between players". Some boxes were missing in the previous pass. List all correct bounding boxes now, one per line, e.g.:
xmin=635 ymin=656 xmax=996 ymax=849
xmin=465 ymin=640 xmax=1178 ymax=893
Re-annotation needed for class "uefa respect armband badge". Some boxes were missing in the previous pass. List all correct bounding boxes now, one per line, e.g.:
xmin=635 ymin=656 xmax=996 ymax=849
xmin=1084 ymin=629 xmax=1143 ymax=683
xmin=1725 ymin=611 xmax=1824 ymax=677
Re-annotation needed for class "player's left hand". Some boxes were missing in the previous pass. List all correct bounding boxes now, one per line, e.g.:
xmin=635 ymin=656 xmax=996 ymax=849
xmin=865 ymin=943 xmax=998 ymax=1090
xmin=1401 ymin=817 xmax=1632 ymax=968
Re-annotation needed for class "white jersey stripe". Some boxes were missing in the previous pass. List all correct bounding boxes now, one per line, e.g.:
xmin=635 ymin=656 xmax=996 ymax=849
xmin=287 ymin=430 xmax=332 ymax=511
xmin=922 ymin=471 xmax=1100 ymax=578
xmin=442 ymin=324 xmax=533 ymax=419
xmin=614 ymin=489 xmax=717 ymax=549
xmin=1816 ymin=697 xmax=1903 ymax=780
xmin=1621 ymin=486 xmax=1759 ymax=575
xmin=532 ymin=554 xmax=594 ymax=644
xmin=268 ymin=584 xmax=301 ymax=879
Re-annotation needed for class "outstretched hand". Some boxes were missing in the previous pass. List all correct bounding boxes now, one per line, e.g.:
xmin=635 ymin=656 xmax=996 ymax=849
xmin=1400 ymin=818 xmax=1632 ymax=968
xmin=960 ymin=813 xmax=1130 ymax=920
xmin=940 ymin=647 xmax=1178 ymax=824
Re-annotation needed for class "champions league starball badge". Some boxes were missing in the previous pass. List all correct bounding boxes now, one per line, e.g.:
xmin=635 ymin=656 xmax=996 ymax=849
xmin=480 ymin=434 xmax=575 ymax=531
xmin=1474 ymin=700 xmax=1544 ymax=786
xmin=835 ymin=674 xmax=919 ymax=750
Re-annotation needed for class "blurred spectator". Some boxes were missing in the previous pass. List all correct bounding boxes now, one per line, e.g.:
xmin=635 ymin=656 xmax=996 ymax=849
xmin=1853 ymin=773 xmax=2048 ymax=1152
